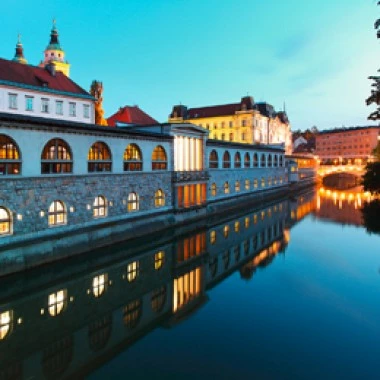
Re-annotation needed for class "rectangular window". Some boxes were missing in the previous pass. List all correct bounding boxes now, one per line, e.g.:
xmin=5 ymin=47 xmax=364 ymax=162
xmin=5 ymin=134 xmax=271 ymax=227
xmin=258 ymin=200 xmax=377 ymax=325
xmin=69 ymin=102 xmax=76 ymax=117
xmin=229 ymin=121 xmax=233 ymax=128
xmin=242 ymin=133 xmax=246 ymax=141
xmin=229 ymin=133 xmax=234 ymax=141
xmin=41 ymin=98 xmax=49 ymax=113
xmin=56 ymin=100 xmax=63 ymax=115
xmin=8 ymin=94 xmax=17 ymax=109
xmin=25 ymin=96 xmax=34 ymax=111
xmin=83 ymin=104 xmax=90 ymax=118
xmin=242 ymin=120 xmax=246 ymax=127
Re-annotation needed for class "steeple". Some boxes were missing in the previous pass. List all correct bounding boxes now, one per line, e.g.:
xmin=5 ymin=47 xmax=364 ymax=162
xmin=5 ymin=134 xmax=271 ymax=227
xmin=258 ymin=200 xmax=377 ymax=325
xmin=12 ymin=34 xmax=28 ymax=64
xmin=39 ymin=19 xmax=70 ymax=77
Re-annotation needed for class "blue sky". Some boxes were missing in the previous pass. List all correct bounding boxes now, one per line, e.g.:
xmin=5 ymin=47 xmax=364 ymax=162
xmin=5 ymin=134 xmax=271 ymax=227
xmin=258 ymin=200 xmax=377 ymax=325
xmin=1 ymin=0 xmax=378 ymax=130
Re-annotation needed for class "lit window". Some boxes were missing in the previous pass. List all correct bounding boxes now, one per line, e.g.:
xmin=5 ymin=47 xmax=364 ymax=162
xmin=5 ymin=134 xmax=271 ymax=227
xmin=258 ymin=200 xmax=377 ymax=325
xmin=223 ymin=225 xmax=229 ymax=238
xmin=8 ymin=94 xmax=17 ymax=109
xmin=0 ymin=134 xmax=21 ymax=175
xmin=245 ymin=179 xmax=250 ymax=190
xmin=0 ymin=310 xmax=12 ymax=340
xmin=127 ymin=261 xmax=139 ymax=282
xmin=127 ymin=192 xmax=139 ymax=212
xmin=41 ymin=98 xmax=49 ymax=113
xmin=224 ymin=181 xmax=229 ymax=194
xmin=0 ymin=207 xmax=11 ymax=236
xmin=154 ymin=251 xmax=165 ymax=270
xmin=253 ymin=179 xmax=258 ymax=188
xmin=124 ymin=144 xmax=142 ymax=171
xmin=56 ymin=100 xmax=63 ymax=115
xmin=154 ymin=189 xmax=165 ymax=207
xmin=151 ymin=286 xmax=166 ymax=313
xmin=25 ymin=96 xmax=34 ymax=111
xmin=93 ymin=195 xmax=107 ymax=218
xmin=48 ymin=290 xmax=67 ymax=316
xmin=69 ymin=102 xmax=76 ymax=117
xmin=211 ymin=183 xmax=217 ymax=196
xmin=152 ymin=145 xmax=167 ymax=170
xmin=41 ymin=139 xmax=73 ymax=174
xmin=234 ymin=221 xmax=240 ymax=233
xmin=245 ymin=217 xmax=250 ymax=228
xmin=210 ymin=230 xmax=216 ymax=244
xmin=92 ymin=274 xmax=107 ymax=298
xmin=88 ymin=142 xmax=112 ymax=172
xmin=261 ymin=177 xmax=266 ymax=187
xmin=48 ymin=200 xmax=67 ymax=226
xmin=235 ymin=181 xmax=240 ymax=192
xmin=123 ymin=299 xmax=142 ymax=329
xmin=83 ymin=104 xmax=90 ymax=118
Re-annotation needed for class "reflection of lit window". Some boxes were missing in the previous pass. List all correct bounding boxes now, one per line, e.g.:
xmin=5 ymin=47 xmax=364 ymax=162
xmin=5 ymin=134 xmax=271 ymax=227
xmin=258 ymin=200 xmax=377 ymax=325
xmin=88 ymin=315 xmax=112 ymax=352
xmin=253 ymin=214 xmax=258 ymax=224
xmin=92 ymin=274 xmax=107 ymax=298
xmin=261 ymin=211 xmax=265 ymax=220
xmin=261 ymin=177 xmax=265 ymax=187
xmin=173 ymin=267 xmax=202 ymax=312
xmin=245 ymin=179 xmax=250 ymax=190
xmin=210 ymin=230 xmax=216 ymax=244
xmin=48 ymin=290 xmax=67 ymax=316
xmin=127 ymin=261 xmax=139 ymax=282
xmin=123 ymin=299 xmax=142 ymax=329
xmin=154 ymin=251 xmax=165 ymax=270
xmin=235 ymin=181 xmax=240 ymax=192
xmin=0 ymin=310 xmax=12 ymax=340
xmin=234 ymin=221 xmax=240 ymax=232
xmin=223 ymin=225 xmax=229 ymax=238
xmin=224 ymin=181 xmax=229 ymax=194
xmin=211 ymin=183 xmax=217 ymax=196
xmin=151 ymin=286 xmax=166 ymax=313
xmin=253 ymin=179 xmax=258 ymax=188
xmin=245 ymin=217 xmax=250 ymax=228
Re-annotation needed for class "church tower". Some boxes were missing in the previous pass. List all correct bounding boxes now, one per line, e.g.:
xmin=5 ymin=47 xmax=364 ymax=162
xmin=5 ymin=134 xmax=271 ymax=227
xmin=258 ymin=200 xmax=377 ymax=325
xmin=39 ymin=20 xmax=70 ymax=77
xmin=12 ymin=34 xmax=28 ymax=64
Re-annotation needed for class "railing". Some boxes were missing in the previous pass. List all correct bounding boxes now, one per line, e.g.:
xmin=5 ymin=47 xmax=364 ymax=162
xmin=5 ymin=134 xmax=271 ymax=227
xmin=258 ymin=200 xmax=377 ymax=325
xmin=172 ymin=170 xmax=210 ymax=183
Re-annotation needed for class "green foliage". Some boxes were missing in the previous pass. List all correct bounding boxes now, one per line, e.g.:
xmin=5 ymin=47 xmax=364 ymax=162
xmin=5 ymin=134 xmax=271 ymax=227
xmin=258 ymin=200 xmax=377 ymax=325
xmin=362 ymin=162 xmax=380 ymax=194
xmin=372 ymin=141 xmax=380 ymax=161
xmin=361 ymin=200 xmax=380 ymax=235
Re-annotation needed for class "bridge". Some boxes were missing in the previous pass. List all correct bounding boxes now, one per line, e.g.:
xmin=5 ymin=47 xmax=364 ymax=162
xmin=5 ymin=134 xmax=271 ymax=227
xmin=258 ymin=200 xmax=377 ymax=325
xmin=317 ymin=164 xmax=365 ymax=178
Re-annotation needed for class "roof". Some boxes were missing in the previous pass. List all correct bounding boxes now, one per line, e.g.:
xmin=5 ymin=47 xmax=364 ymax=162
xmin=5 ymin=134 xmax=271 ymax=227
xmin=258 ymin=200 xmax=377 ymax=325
xmin=188 ymin=103 xmax=242 ymax=118
xmin=107 ymin=106 xmax=158 ymax=127
xmin=0 ymin=58 xmax=91 ymax=99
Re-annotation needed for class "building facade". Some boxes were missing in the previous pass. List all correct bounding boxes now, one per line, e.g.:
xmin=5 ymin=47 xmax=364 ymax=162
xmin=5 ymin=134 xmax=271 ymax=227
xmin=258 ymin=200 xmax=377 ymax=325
xmin=168 ymin=96 xmax=292 ymax=154
xmin=315 ymin=126 xmax=380 ymax=165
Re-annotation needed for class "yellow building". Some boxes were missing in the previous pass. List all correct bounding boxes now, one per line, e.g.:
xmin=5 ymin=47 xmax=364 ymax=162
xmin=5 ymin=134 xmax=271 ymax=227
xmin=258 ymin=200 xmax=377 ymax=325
xmin=169 ymin=96 xmax=292 ymax=154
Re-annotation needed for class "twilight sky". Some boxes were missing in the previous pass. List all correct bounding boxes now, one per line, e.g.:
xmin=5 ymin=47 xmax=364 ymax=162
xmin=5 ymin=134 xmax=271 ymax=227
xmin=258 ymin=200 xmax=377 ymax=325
xmin=1 ymin=0 xmax=378 ymax=130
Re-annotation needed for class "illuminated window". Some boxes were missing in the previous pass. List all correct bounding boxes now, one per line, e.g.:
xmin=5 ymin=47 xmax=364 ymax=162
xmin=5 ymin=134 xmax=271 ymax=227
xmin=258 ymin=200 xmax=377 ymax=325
xmin=224 ymin=181 xmax=229 ymax=194
xmin=261 ymin=154 xmax=266 ymax=167
xmin=223 ymin=151 xmax=231 ymax=168
xmin=209 ymin=257 xmax=218 ymax=278
xmin=0 ymin=207 xmax=12 ymax=236
xmin=123 ymin=299 xmax=142 ymax=329
xmin=223 ymin=251 xmax=230 ymax=269
xmin=209 ymin=150 xmax=219 ymax=168
xmin=253 ymin=153 xmax=258 ymax=167
xmin=173 ymin=267 xmax=202 ymax=312
xmin=88 ymin=142 xmax=112 ymax=172
xmin=154 ymin=189 xmax=165 ymax=207
xmin=92 ymin=274 xmax=107 ymax=298
xmin=223 ymin=225 xmax=229 ymax=238
xmin=245 ymin=217 xmax=250 ymax=228
xmin=151 ymin=286 xmax=166 ymax=313
xmin=0 ymin=310 xmax=12 ymax=340
xmin=154 ymin=251 xmax=165 ymax=270
xmin=234 ymin=152 xmax=241 ymax=168
xmin=41 ymin=139 xmax=72 ymax=174
xmin=152 ymin=145 xmax=167 ymax=170
xmin=93 ymin=195 xmax=107 ymax=218
xmin=48 ymin=200 xmax=67 ymax=226
xmin=253 ymin=178 xmax=258 ymax=188
xmin=245 ymin=179 xmax=250 ymax=190
xmin=244 ymin=153 xmax=250 ymax=168
xmin=210 ymin=230 xmax=216 ymax=244
xmin=211 ymin=183 xmax=217 ymax=197
xmin=261 ymin=210 xmax=265 ymax=220
xmin=124 ymin=144 xmax=142 ymax=171
xmin=235 ymin=180 xmax=240 ymax=192
xmin=48 ymin=290 xmax=67 ymax=316
xmin=0 ymin=134 xmax=21 ymax=175
xmin=127 ymin=261 xmax=139 ymax=282
xmin=234 ymin=221 xmax=240 ymax=232
xmin=127 ymin=192 xmax=139 ymax=212
xmin=261 ymin=177 xmax=266 ymax=187
xmin=8 ymin=93 xmax=17 ymax=109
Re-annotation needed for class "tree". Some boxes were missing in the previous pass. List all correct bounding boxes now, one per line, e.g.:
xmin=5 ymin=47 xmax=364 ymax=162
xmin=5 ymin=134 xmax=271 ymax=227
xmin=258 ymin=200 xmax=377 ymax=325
xmin=362 ymin=162 xmax=380 ymax=194
xmin=90 ymin=80 xmax=108 ymax=126
xmin=373 ymin=140 xmax=380 ymax=161
xmin=366 ymin=2 xmax=380 ymax=120
xmin=361 ymin=199 xmax=380 ymax=234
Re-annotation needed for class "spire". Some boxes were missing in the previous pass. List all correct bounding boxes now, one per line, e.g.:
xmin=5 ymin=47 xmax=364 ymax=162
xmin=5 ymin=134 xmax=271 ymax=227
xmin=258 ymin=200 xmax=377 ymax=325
xmin=47 ymin=18 xmax=62 ymax=51
xmin=12 ymin=33 xmax=28 ymax=64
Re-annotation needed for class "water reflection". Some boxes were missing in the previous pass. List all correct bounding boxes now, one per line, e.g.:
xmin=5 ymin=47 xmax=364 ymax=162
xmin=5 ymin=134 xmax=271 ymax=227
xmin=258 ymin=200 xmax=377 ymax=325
xmin=0 ymin=189 xmax=318 ymax=379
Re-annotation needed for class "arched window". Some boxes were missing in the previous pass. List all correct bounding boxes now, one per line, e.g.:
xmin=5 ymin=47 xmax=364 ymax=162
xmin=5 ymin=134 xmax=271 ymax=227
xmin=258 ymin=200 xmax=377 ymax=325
xmin=211 ymin=183 xmax=217 ymax=196
xmin=245 ymin=179 xmax=250 ymax=190
xmin=48 ymin=289 xmax=67 ymax=316
xmin=223 ymin=225 xmax=229 ymax=238
xmin=0 ymin=310 xmax=12 ymax=340
xmin=253 ymin=153 xmax=258 ymax=167
xmin=234 ymin=152 xmax=241 ymax=168
xmin=154 ymin=251 xmax=165 ymax=270
xmin=268 ymin=154 xmax=272 ymax=168
xmin=235 ymin=180 xmax=240 ymax=192
xmin=268 ymin=177 xmax=272 ymax=186
xmin=280 ymin=155 xmax=284 ymax=167
xmin=223 ymin=151 xmax=231 ymax=168
xmin=224 ymin=181 xmax=229 ymax=194
xmin=93 ymin=196 xmax=107 ymax=218
xmin=154 ymin=189 xmax=165 ymax=207
xmin=0 ymin=135 xmax=21 ymax=175
xmin=209 ymin=257 xmax=217 ymax=278
xmin=253 ymin=178 xmax=258 ymax=188
xmin=48 ymin=201 xmax=67 ymax=226
xmin=209 ymin=150 xmax=219 ymax=168
xmin=261 ymin=177 xmax=266 ymax=187
xmin=151 ymin=286 xmax=166 ymax=313
xmin=123 ymin=299 xmax=142 ymax=329
xmin=0 ymin=207 xmax=12 ymax=236
xmin=124 ymin=144 xmax=142 ymax=171
xmin=244 ymin=153 xmax=250 ymax=168
xmin=88 ymin=315 xmax=112 ymax=352
xmin=88 ymin=142 xmax=112 ymax=172
xmin=152 ymin=146 xmax=167 ymax=170
xmin=41 ymin=139 xmax=72 ymax=174
xmin=92 ymin=274 xmax=107 ymax=298
xmin=261 ymin=154 xmax=266 ymax=168
xmin=274 ymin=155 xmax=278 ymax=167
xmin=223 ymin=251 xmax=230 ymax=269
xmin=127 ymin=192 xmax=139 ymax=212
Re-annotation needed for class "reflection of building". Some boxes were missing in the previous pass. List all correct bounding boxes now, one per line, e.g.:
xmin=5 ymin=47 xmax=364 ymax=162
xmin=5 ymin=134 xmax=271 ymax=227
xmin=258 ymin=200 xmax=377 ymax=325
xmin=168 ymin=96 xmax=292 ymax=154
xmin=315 ymin=126 xmax=380 ymax=165
xmin=0 ymin=193 xmax=314 ymax=378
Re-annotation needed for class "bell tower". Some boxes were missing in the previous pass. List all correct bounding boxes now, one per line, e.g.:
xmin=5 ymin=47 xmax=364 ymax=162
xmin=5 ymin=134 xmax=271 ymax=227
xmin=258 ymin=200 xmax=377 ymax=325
xmin=39 ymin=20 xmax=70 ymax=77
xmin=12 ymin=34 xmax=28 ymax=64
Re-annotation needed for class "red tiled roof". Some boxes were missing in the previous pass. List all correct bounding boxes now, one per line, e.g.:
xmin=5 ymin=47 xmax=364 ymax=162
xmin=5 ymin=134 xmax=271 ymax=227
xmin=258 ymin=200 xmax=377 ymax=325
xmin=188 ymin=103 xmax=241 ymax=118
xmin=107 ymin=106 xmax=158 ymax=127
xmin=0 ymin=58 xmax=90 ymax=97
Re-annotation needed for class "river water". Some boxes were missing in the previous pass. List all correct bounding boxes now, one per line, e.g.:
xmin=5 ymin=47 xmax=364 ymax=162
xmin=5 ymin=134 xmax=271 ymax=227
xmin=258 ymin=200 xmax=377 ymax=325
xmin=0 ymin=187 xmax=379 ymax=380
